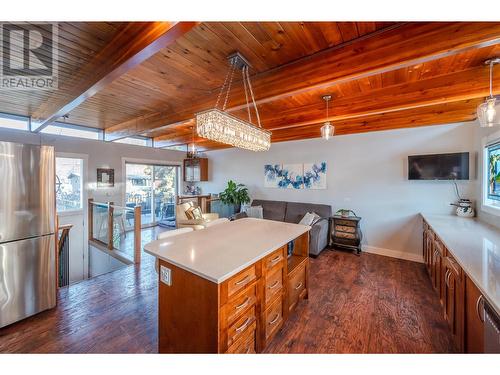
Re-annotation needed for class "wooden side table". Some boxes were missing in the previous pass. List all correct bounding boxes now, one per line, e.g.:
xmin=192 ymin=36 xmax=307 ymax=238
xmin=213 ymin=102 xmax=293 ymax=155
xmin=330 ymin=215 xmax=362 ymax=254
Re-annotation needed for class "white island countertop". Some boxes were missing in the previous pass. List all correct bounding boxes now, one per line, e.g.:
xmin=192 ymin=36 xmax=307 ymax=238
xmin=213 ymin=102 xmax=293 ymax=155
xmin=421 ymin=213 xmax=500 ymax=315
xmin=144 ymin=218 xmax=310 ymax=284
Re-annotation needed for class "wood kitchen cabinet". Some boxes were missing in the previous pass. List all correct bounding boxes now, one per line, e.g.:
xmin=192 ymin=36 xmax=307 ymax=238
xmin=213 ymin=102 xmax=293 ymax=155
xmin=183 ymin=158 xmax=208 ymax=182
xmin=421 ymin=218 xmax=499 ymax=354
xmin=423 ymin=224 xmax=443 ymax=306
xmin=423 ymin=224 xmax=433 ymax=275
xmin=422 ymin=219 xmax=466 ymax=352
xmin=443 ymin=253 xmax=465 ymax=352
xmin=465 ymin=276 xmax=484 ymax=353
xmin=431 ymin=237 xmax=445 ymax=306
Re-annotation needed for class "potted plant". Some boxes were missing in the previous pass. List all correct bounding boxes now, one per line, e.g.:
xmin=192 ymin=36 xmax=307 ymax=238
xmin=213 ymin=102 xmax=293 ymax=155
xmin=219 ymin=180 xmax=250 ymax=215
xmin=336 ymin=209 xmax=357 ymax=218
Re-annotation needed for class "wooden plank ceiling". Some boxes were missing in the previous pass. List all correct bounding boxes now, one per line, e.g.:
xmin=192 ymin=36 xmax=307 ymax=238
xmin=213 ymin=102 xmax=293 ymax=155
xmin=1 ymin=22 xmax=499 ymax=151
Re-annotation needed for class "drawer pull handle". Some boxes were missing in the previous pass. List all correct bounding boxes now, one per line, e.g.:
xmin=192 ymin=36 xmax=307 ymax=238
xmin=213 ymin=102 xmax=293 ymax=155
xmin=235 ymin=297 xmax=250 ymax=310
xmin=268 ymin=280 xmax=280 ymax=289
xmin=270 ymin=255 xmax=282 ymax=264
xmin=446 ymin=270 xmax=454 ymax=290
xmin=294 ymin=282 xmax=303 ymax=290
xmin=235 ymin=275 xmax=250 ymax=286
xmin=245 ymin=345 xmax=252 ymax=354
xmin=476 ymin=295 xmax=484 ymax=323
xmin=235 ymin=317 xmax=251 ymax=332
xmin=269 ymin=314 xmax=280 ymax=325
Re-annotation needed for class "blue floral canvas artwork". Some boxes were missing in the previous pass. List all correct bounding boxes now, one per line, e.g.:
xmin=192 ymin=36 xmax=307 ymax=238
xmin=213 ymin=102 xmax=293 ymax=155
xmin=281 ymin=164 xmax=304 ymax=189
xmin=264 ymin=162 xmax=327 ymax=190
xmin=303 ymin=162 xmax=327 ymax=189
xmin=264 ymin=164 xmax=283 ymax=188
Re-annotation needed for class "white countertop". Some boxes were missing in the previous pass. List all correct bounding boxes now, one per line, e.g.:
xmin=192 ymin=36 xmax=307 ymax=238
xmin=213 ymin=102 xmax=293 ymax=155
xmin=421 ymin=213 xmax=500 ymax=315
xmin=144 ymin=218 xmax=310 ymax=283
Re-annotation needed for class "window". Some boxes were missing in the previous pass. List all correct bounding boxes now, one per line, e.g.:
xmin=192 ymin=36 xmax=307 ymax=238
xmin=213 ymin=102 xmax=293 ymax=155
xmin=0 ymin=113 xmax=29 ymax=131
xmin=42 ymin=123 xmax=102 ymax=140
xmin=125 ymin=163 xmax=179 ymax=227
xmin=114 ymin=136 xmax=152 ymax=147
xmin=161 ymin=144 xmax=187 ymax=152
xmin=487 ymin=143 xmax=500 ymax=202
xmin=56 ymin=157 xmax=83 ymax=212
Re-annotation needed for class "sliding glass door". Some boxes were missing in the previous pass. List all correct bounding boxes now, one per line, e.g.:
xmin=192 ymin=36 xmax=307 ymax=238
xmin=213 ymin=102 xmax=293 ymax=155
xmin=153 ymin=165 xmax=178 ymax=226
xmin=125 ymin=163 xmax=178 ymax=227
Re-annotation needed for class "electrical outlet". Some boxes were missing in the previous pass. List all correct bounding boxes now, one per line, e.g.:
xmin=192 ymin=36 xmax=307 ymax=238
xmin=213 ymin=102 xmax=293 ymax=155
xmin=160 ymin=265 xmax=172 ymax=286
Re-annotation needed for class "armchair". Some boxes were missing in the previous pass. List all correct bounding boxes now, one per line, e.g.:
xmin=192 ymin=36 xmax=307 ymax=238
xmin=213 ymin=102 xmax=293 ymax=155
xmin=176 ymin=201 xmax=219 ymax=230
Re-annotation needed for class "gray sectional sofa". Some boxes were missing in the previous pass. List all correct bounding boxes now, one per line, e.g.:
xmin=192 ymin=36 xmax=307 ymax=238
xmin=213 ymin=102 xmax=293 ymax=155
xmin=242 ymin=199 xmax=331 ymax=257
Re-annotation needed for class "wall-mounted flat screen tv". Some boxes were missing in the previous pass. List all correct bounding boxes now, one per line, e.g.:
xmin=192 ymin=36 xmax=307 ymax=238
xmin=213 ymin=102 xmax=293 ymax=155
xmin=408 ymin=152 xmax=469 ymax=180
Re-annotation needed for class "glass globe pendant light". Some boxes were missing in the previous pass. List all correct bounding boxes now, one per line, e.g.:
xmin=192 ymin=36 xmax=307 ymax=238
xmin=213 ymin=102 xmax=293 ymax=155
xmin=320 ymin=95 xmax=335 ymax=140
xmin=477 ymin=58 xmax=500 ymax=128
xmin=188 ymin=125 xmax=197 ymax=158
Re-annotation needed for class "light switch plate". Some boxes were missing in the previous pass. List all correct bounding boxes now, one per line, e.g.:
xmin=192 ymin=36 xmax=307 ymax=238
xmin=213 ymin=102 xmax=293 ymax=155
xmin=160 ymin=265 xmax=172 ymax=286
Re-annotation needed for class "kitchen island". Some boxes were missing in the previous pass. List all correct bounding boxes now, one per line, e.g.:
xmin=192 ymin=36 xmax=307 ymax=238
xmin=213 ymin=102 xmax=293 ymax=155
xmin=144 ymin=218 xmax=310 ymax=353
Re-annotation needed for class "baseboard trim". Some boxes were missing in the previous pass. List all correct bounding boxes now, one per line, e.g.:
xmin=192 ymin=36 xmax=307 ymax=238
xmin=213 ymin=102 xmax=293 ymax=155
xmin=362 ymin=245 xmax=424 ymax=263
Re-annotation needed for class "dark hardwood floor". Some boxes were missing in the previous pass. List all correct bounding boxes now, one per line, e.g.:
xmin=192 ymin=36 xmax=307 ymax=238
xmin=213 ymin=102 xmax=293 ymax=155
xmin=265 ymin=250 xmax=454 ymax=353
xmin=0 ymin=249 xmax=454 ymax=353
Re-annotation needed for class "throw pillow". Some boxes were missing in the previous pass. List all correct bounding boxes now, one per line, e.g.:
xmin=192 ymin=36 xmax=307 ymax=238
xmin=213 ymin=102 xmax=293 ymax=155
xmin=185 ymin=206 xmax=195 ymax=220
xmin=310 ymin=212 xmax=321 ymax=225
xmin=191 ymin=206 xmax=203 ymax=220
xmin=240 ymin=203 xmax=251 ymax=213
xmin=298 ymin=212 xmax=314 ymax=226
xmin=299 ymin=212 xmax=321 ymax=226
xmin=246 ymin=205 xmax=264 ymax=219
xmin=185 ymin=206 xmax=203 ymax=220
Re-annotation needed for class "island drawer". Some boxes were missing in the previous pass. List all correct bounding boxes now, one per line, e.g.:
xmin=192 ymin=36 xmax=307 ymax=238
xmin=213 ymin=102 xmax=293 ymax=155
xmin=288 ymin=263 xmax=306 ymax=311
xmin=222 ymin=265 xmax=258 ymax=301
xmin=226 ymin=306 xmax=256 ymax=348
xmin=264 ymin=246 xmax=285 ymax=272
xmin=265 ymin=267 xmax=283 ymax=304
xmin=226 ymin=324 xmax=256 ymax=354
xmin=265 ymin=296 xmax=283 ymax=341
xmin=222 ymin=283 xmax=257 ymax=328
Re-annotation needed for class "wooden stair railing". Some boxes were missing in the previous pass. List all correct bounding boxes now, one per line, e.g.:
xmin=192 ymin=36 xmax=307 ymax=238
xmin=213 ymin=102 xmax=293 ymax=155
xmin=88 ymin=198 xmax=142 ymax=264
xmin=57 ymin=223 xmax=73 ymax=288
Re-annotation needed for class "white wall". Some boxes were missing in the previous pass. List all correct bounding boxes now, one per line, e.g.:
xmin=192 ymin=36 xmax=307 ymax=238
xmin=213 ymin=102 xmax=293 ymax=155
xmin=198 ymin=122 xmax=480 ymax=261
xmin=0 ymin=128 xmax=185 ymax=205
xmin=0 ymin=128 xmax=185 ymax=282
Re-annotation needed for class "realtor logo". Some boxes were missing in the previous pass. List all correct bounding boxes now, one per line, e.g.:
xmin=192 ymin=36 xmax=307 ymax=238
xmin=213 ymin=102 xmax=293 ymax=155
xmin=1 ymin=23 xmax=58 ymax=90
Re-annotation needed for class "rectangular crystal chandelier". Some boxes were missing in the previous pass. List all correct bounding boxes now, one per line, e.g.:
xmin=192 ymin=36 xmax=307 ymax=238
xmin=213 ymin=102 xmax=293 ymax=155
xmin=196 ymin=52 xmax=271 ymax=152
xmin=196 ymin=109 xmax=271 ymax=152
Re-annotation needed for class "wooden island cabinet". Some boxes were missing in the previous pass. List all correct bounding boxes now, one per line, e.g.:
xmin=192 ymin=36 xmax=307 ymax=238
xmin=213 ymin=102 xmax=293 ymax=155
xmin=144 ymin=218 xmax=310 ymax=353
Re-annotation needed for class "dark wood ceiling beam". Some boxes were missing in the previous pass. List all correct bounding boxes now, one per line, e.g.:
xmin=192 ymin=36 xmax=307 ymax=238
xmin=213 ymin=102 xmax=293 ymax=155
xmin=155 ymin=134 xmax=205 ymax=148
xmin=149 ymin=66 xmax=494 ymax=144
xmin=155 ymin=135 xmax=228 ymax=152
xmin=105 ymin=22 xmax=500 ymax=139
xmin=31 ymin=21 xmax=198 ymax=132
xmin=159 ymin=100 xmax=480 ymax=150
xmin=270 ymin=99 xmax=480 ymax=143
xmin=261 ymin=65 xmax=496 ymax=131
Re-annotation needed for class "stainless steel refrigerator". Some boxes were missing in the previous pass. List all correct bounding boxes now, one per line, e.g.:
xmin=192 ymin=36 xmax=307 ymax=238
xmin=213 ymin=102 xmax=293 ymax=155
xmin=0 ymin=141 xmax=56 ymax=328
